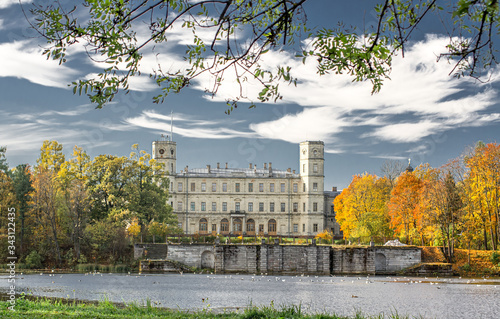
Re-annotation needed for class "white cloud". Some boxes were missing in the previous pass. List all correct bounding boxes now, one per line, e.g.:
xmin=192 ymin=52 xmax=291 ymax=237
xmin=0 ymin=0 xmax=30 ymax=9
xmin=0 ymin=40 xmax=79 ymax=87
xmin=125 ymin=112 xmax=257 ymax=139
xmin=365 ymin=121 xmax=443 ymax=143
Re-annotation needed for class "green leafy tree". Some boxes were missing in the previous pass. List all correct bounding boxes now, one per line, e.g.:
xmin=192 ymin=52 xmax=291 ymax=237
xmin=0 ymin=146 xmax=8 ymax=173
xmin=30 ymin=1 xmax=500 ymax=111
xmin=11 ymin=164 xmax=34 ymax=258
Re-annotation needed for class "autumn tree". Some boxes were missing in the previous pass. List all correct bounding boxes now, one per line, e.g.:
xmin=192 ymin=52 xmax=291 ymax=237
xmin=464 ymin=142 xmax=500 ymax=250
xmin=58 ymin=146 xmax=92 ymax=262
xmin=388 ymin=170 xmax=423 ymax=244
xmin=30 ymin=140 xmax=66 ymax=265
xmin=30 ymin=1 xmax=500 ymax=111
xmin=334 ymin=173 xmax=392 ymax=244
xmin=417 ymin=168 xmax=463 ymax=261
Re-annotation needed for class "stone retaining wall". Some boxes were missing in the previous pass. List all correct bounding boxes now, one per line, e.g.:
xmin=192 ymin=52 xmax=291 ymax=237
xmin=134 ymin=244 xmax=421 ymax=275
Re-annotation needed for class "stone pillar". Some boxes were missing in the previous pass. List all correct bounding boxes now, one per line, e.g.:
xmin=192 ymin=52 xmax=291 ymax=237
xmin=259 ymin=244 xmax=268 ymax=274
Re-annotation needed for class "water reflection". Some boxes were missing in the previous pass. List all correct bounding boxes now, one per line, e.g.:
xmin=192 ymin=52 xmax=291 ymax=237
xmin=1 ymin=273 xmax=499 ymax=318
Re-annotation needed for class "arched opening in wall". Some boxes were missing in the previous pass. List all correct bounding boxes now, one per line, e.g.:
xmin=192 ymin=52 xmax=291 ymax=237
xmin=199 ymin=218 xmax=208 ymax=235
xmin=201 ymin=250 xmax=215 ymax=269
xmin=246 ymin=219 xmax=256 ymax=236
xmin=220 ymin=218 xmax=229 ymax=235
xmin=268 ymin=219 xmax=277 ymax=236
xmin=375 ymin=253 xmax=387 ymax=273
xmin=233 ymin=218 xmax=242 ymax=235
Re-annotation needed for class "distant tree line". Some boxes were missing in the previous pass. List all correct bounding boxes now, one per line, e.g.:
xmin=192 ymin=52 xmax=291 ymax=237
xmin=334 ymin=142 xmax=500 ymax=262
xmin=0 ymin=141 xmax=178 ymax=268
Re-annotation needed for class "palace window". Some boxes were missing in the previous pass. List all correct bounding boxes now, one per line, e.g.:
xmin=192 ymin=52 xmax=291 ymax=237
xmin=212 ymin=224 xmax=217 ymax=232
xmin=178 ymin=182 xmax=183 ymax=192
xmin=191 ymin=183 xmax=195 ymax=191
xmin=302 ymin=224 xmax=305 ymax=232
xmin=303 ymin=184 xmax=306 ymax=192
xmin=259 ymin=183 xmax=264 ymax=192
xmin=212 ymin=183 xmax=216 ymax=192
xmin=201 ymin=202 xmax=206 ymax=211
xmin=235 ymin=202 xmax=240 ymax=211
xmin=313 ymin=183 xmax=318 ymax=191
xmin=313 ymin=224 xmax=318 ymax=232
xmin=293 ymin=224 xmax=298 ymax=233
xmin=190 ymin=202 xmax=195 ymax=211
xmin=270 ymin=183 xmax=274 ymax=192
xmin=293 ymin=183 xmax=298 ymax=193
xmin=280 ymin=202 xmax=285 ymax=212
xmin=222 ymin=202 xmax=227 ymax=211
xmin=199 ymin=218 xmax=208 ymax=232
xmin=247 ymin=219 xmax=255 ymax=232
xmin=303 ymin=164 xmax=305 ymax=173
xmin=313 ymin=164 xmax=318 ymax=173
xmin=270 ymin=202 xmax=274 ymax=212
xmin=268 ymin=219 xmax=277 ymax=234
xmin=212 ymin=202 xmax=217 ymax=211
xmin=259 ymin=202 xmax=264 ymax=212
xmin=235 ymin=183 xmax=240 ymax=192
xmin=248 ymin=202 xmax=253 ymax=212
xmin=303 ymin=202 xmax=306 ymax=212
xmin=281 ymin=183 xmax=285 ymax=192
xmin=233 ymin=218 xmax=242 ymax=232
xmin=313 ymin=202 xmax=318 ymax=212
xmin=222 ymin=183 xmax=227 ymax=192
xmin=177 ymin=201 xmax=183 ymax=211
xmin=201 ymin=183 xmax=206 ymax=192
xmin=248 ymin=183 xmax=253 ymax=192
xmin=221 ymin=219 xmax=229 ymax=232
xmin=293 ymin=202 xmax=298 ymax=212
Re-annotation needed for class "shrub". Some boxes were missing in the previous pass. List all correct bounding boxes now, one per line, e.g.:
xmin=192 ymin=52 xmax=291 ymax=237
xmin=490 ymin=251 xmax=500 ymax=264
xmin=461 ymin=263 xmax=472 ymax=272
xmin=24 ymin=250 xmax=43 ymax=269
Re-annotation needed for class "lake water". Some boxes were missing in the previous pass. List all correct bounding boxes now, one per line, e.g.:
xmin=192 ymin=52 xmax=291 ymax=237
xmin=2 ymin=273 xmax=499 ymax=318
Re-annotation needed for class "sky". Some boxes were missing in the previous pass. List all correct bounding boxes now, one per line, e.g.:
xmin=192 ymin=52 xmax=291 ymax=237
xmin=1 ymin=0 xmax=500 ymax=190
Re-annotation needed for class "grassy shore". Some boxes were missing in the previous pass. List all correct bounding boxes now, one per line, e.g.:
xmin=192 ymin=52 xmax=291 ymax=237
xmin=0 ymin=296 xmax=413 ymax=319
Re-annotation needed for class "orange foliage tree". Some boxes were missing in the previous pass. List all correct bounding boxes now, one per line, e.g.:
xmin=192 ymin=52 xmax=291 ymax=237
xmin=388 ymin=170 xmax=422 ymax=244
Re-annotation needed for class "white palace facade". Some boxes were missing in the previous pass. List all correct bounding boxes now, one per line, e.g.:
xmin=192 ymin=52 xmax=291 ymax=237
xmin=152 ymin=139 xmax=341 ymax=237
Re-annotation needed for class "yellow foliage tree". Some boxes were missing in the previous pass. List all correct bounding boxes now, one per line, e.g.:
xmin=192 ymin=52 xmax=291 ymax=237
xmin=126 ymin=218 xmax=141 ymax=242
xmin=334 ymin=173 xmax=391 ymax=243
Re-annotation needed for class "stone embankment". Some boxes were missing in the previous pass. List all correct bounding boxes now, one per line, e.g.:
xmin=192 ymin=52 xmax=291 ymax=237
xmin=135 ymin=242 xmax=422 ymax=276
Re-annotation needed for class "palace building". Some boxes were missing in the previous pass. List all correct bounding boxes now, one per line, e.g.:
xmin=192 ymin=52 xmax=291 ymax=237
xmin=152 ymin=138 xmax=341 ymax=237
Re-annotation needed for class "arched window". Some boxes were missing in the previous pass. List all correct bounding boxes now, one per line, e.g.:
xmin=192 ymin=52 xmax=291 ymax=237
xmin=220 ymin=218 xmax=229 ymax=234
xmin=233 ymin=218 xmax=242 ymax=233
xmin=199 ymin=218 xmax=208 ymax=233
xmin=268 ymin=219 xmax=277 ymax=235
xmin=246 ymin=219 xmax=255 ymax=235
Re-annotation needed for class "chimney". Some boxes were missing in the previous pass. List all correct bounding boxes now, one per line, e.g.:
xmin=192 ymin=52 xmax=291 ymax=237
xmin=249 ymin=163 xmax=252 ymax=169
xmin=269 ymin=162 xmax=272 ymax=170
xmin=254 ymin=164 xmax=257 ymax=169
xmin=332 ymin=186 xmax=337 ymax=192
xmin=217 ymin=162 xmax=220 ymax=169
xmin=225 ymin=162 xmax=228 ymax=169
xmin=207 ymin=165 xmax=211 ymax=173
xmin=185 ymin=165 xmax=188 ymax=172
xmin=264 ymin=163 xmax=267 ymax=169
xmin=287 ymin=168 xmax=291 ymax=173
xmin=293 ymin=170 xmax=296 ymax=174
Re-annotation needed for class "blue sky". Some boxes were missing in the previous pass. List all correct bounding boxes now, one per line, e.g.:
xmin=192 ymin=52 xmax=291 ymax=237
xmin=1 ymin=0 xmax=500 ymax=190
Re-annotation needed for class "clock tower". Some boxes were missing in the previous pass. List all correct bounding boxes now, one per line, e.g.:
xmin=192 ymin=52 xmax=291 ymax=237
xmin=152 ymin=137 xmax=176 ymax=176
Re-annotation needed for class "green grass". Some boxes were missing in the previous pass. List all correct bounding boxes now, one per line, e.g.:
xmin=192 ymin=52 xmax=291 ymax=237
xmin=0 ymin=295 xmax=415 ymax=319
